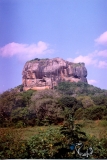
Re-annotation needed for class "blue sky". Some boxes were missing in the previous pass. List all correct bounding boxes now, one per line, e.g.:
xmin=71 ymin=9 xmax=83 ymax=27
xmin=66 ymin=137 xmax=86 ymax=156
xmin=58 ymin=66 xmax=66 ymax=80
xmin=0 ymin=0 xmax=107 ymax=92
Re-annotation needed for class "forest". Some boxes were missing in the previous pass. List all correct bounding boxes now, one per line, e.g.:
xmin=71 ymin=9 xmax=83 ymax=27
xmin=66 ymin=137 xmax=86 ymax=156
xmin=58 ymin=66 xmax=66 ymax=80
xmin=0 ymin=81 xmax=107 ymax=158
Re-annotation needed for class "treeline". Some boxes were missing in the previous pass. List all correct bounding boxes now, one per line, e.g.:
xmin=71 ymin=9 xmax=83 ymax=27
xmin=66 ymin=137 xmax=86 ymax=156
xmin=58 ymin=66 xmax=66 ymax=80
xmin=0 ymin=81 xmax=107 ymax=127
xmin=0 ymin=88 xmax=82 ymax=127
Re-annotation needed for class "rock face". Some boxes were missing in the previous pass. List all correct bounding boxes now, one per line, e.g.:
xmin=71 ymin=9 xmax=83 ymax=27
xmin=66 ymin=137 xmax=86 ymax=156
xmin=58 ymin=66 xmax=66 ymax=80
xmin=22 ymin=57 xmax=87 ymax=91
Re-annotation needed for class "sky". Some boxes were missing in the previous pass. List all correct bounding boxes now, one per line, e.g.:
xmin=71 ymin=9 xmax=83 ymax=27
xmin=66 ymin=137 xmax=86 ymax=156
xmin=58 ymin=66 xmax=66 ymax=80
xmin=0 ymin=0 xmax=107 ymax=93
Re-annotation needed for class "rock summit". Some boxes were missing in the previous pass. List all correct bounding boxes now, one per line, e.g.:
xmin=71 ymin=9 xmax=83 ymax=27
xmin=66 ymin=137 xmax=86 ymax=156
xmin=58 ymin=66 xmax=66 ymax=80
xmin=22 ymin=57 xmax=87 ymax=91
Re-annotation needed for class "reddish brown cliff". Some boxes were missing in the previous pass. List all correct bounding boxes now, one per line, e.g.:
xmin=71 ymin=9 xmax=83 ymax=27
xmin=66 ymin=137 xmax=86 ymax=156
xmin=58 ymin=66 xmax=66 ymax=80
xmin=22 ymin=57 xmax=87 ymax=91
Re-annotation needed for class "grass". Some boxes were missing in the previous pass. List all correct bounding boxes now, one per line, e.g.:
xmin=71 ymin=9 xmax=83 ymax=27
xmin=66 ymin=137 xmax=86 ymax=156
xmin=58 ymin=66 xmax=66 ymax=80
xmin=0 ymin=120 xmax=107 ymax=140
xmin=75 ymin=120 xmax=107 ymax=139
xmin=17 ymin=125 xmax=61 ymax=140
xmin=19 ymin=120 xmax=107 ymax=140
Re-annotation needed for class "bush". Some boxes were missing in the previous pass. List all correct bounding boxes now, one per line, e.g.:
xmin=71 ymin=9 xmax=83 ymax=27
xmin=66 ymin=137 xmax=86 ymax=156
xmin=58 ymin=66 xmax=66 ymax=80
xmin=27 ymin=126 xmax=65 ymax=158
xmin=100 ymin=120 xmax=107 ymax=127
xmin=92 ymin=95 xmax=107 ymax=107
xmin=0 ymin=128 xmax=28 ymax=159
xmin=58 ymin=96 xmax=83 ymax=111
xmin=74 ymin=108 xmax=85 ymax=120
xmin=77 ymin=96 xmax=94 ymax=108
xmin=15 ymin=121 xmax=26 ymax=128
xmin=11 ymin=107 xmax=29 ymax=127
xmin=75 ymin=106 xmax=107 ymax=120
xmin=88 ymin=136 xmax=107 ymax=158
xmin=31 ymin=89 xmax=60 ymax=101
xmin=84 ymin=106 xmax=106 ymax=120
xmin=56 ymin=81 xmax=107 ymax=96
xmin=29 ymin=90 xmax=64 ymax=125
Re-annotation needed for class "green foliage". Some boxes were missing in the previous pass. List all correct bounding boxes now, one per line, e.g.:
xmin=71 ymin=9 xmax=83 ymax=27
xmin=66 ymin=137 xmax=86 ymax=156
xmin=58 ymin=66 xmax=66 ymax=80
xmin=0 ymin=89 xmax=34 ymax=127
xmin=1 ymin=123 xmax=107 ymax=158
xmin=15 ymin=84 xmax=23 ymax=91
xmin=11 ymin=107 xmax=29 ymax=127
xmin=1 ymin=80 xmax=107 ymax=158
xmin=29 ymin=98 xmax=63 ymax=125
xmin=31 ymin=89 xmax=60 ymax=100
xmin=58 ymin=96 xmax=82 ymax=110
xmin=56 ymin=81 xmax=107 ymax=96
xmin=77 ymin=96 xmax=94 ymax=108
xmin=92 ymin=95 xmax=107 ymax=107
xmin=60 ymin=115 xmax=87 ymax=143
xmin=0 ymin=128 xmax=28 ymax=159
xmin=22 ymin=89 xmax=35 ymax=107
xmin=0 ymin=90 xmax=18 ymax=127
xmin=60 ymin=114 xmax=88 ymax=158
xmin=58 ymin=96 xmax=83 ymax=124
xmin=55 ymin=81 xmax=72 ymax=94
xmin=27 ymin=121 xmax=87 ymax=159
xmin=100 ymin=120 xmax=107 ymax=127
xmin=15 ymin=121 xmax=26 ymax=128
xmin=84 ymin=106 xmax=107 ymax=120
xmin=29 ymin=58 xmax=49 ymax=62
xmin=27 ymin=126 xmax=65 ymax=158
xmin=29 ymin=58 xmax=40 ymax=61
xmin=0 ymin=81 xmax=107 ymax=127
xmin=58 ymin=96 xmax=77 ymax=108
xmin=29 ymin=89 xmax=63 ymax=125
xmin=74 ymin=108 xmax=85 ymax=120
xmin=87 ymin=136 xmax=107 ymax=158
xmin=75 ymin=106 xmax=107 ymax=120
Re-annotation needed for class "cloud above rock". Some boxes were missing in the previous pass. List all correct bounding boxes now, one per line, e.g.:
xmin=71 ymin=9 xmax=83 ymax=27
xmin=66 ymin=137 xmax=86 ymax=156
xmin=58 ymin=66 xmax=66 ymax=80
xmin=0 ymin=41 xmax=53 ymax=61
xmin=67 ymin=52 xmax=107 ymax=69
xmin=67 ymin=31 xmax=107 ymax=69
xmin=67 ymin=53 xmax=98 ymax=66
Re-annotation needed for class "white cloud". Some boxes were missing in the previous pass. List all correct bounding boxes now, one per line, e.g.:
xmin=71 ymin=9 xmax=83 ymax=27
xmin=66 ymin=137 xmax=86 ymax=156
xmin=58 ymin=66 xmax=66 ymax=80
xmin=67 ymin=31 xmax=107 ymax=70
xmin=97 ymin=50 xmax=107 ymax=57
xmin=98 ymin=61 xmax=107 ymax=68
xmin=70 ymin=54 xmax=107 ymax=69
xmin=0 ymin=41 xmax=53 ymax=61
xmin=95 ymin=31 xmax=107 ymax=46
xmin=88 ymin=79 xmax=97 ymax=85
xmin=67 ymin=54 xmax=98 ymax=66
xmin=73 ymin=55 xmax=95 ymax=65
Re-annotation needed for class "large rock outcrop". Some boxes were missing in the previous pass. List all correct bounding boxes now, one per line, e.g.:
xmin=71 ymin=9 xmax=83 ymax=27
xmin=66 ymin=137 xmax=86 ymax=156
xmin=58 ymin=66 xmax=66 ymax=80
xmin=22 ymin=57 xmax=87 ymax=91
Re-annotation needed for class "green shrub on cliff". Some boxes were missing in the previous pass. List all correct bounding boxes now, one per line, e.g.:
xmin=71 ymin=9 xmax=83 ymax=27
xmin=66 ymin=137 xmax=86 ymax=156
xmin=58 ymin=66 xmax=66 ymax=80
xmin=56 ymin=81 xmax=107 ymax=96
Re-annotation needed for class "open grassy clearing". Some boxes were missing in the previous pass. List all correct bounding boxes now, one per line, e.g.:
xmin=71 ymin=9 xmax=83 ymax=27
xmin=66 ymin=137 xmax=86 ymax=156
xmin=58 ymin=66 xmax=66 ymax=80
xmin=0 ymin=120 xmax=107 ymax=158
xmin=15 ymin=120 xmax=107 ymax=140
xmin=17 ymin=125 xmax=61 ymax=140
xmin=75 ymin=120 xmax=107 ymax=139
xmin=0 ymin=120 xmax=107 ymax=140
